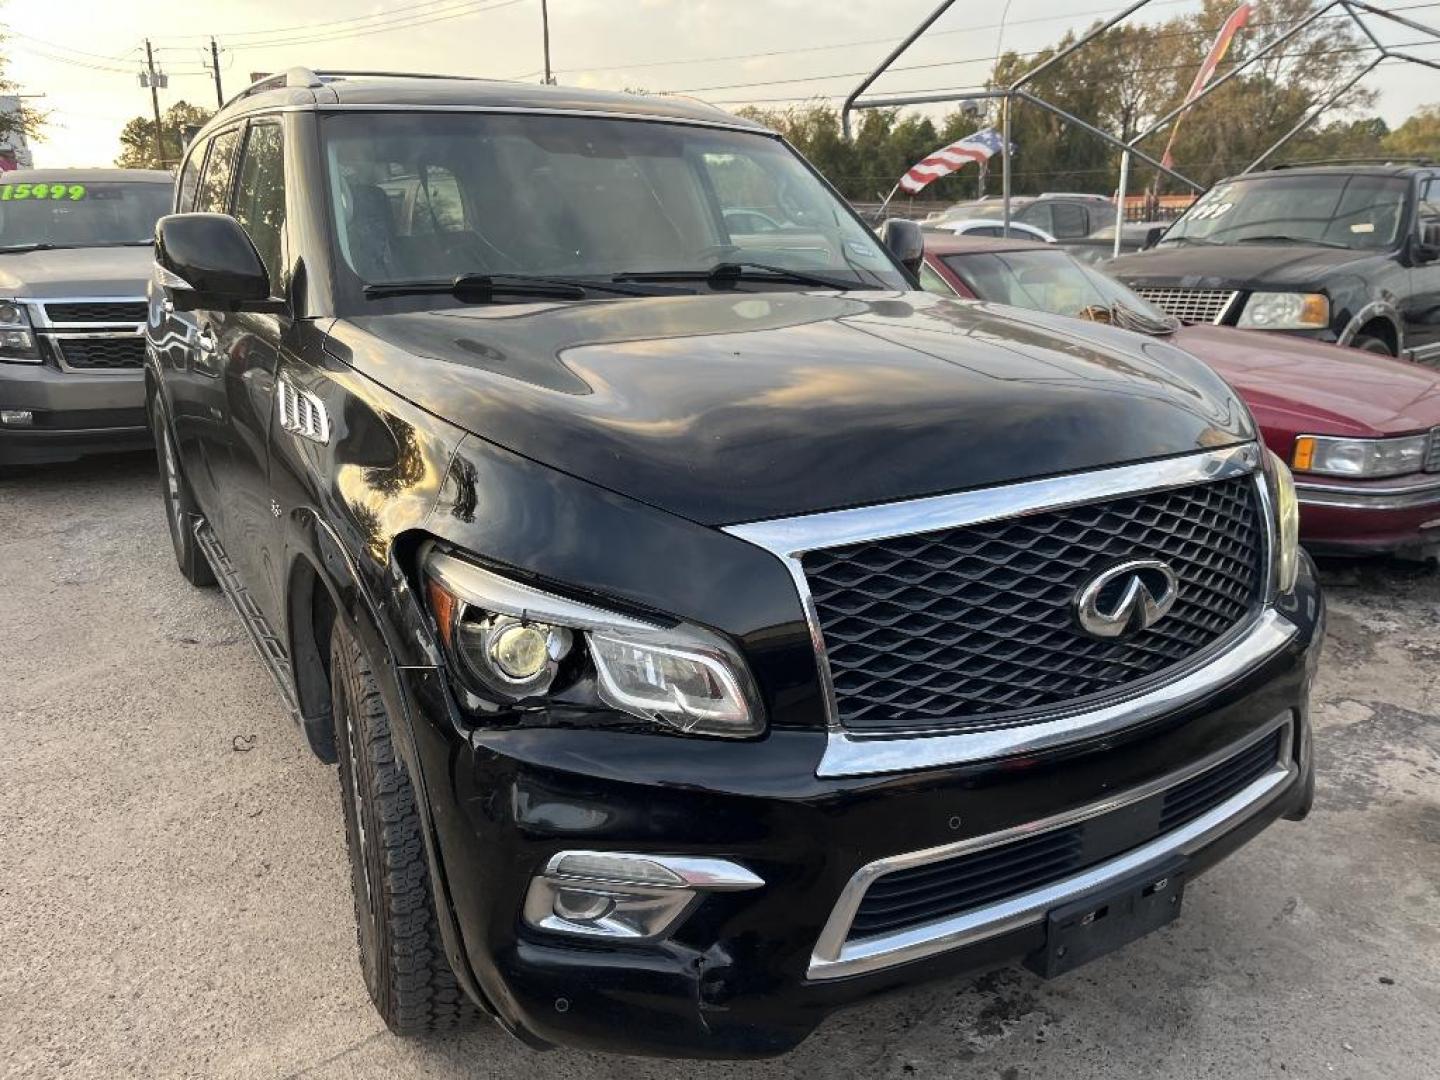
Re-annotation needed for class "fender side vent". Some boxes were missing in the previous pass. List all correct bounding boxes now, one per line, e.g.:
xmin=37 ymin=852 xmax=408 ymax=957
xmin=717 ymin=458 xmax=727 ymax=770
xmin=277 ymin=377 xmax=330 ymax=445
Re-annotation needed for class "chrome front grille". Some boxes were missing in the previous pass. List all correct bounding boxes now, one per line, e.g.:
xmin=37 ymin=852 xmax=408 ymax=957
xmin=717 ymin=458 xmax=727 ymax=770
xmin=1133 ymin=287 xmax=1238 ymax=324
xmin=41 ymin=300 xmax=148 ymax=323
xmin=800 ymin=475 xmax=1265 ymax=734
xmin=52 ymin=336 xmax=146 ymax=370
xmin=30 ymin=296 xmax=147 ymax=374
xmin=1427 ymin=428 xmax=1440 ymax=472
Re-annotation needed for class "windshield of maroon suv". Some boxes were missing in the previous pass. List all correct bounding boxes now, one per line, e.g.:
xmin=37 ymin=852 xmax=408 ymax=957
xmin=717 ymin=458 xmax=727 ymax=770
xmin=0 ymin=180 xmax=172 ymax=251
xmin=939 ymin=248 xmax=1177 ymax=334
xmin=320 ymin=111 xmax=907 ymax=291
xmin=1159 ymin=173 xmax=1409 ymax=251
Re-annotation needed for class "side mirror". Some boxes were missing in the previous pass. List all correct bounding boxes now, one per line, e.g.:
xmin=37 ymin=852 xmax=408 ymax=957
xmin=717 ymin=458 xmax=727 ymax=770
xmin=155 ymin=213 xmax=280 ymax=313
xmin=1417 ymin=221 xmax=1440 ymax=261
xmin=1143 ymin=226 xmax=1166 ymax=250
xmin=881 ymin=218 xmax=925 ymax=275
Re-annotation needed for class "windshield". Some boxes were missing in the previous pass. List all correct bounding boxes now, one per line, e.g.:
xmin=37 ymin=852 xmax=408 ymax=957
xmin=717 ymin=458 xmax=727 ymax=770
xmin=320 ymin=112 xmax=905 ymax=292
xmin=941 ymin=248 xmax=1176 ymax=333
xmin=1160 ymin=173 xmax=1409 ymax=250
xmin=0 ymin=180 xmax=172 ymax=249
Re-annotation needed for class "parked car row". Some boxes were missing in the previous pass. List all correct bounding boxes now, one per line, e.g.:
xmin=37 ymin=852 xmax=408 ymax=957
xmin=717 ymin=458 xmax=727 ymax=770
xmin=920 ymin=234 xmax=1440 ymax=562
xmin=0 ymin=69 xmax=1427 ymax=1061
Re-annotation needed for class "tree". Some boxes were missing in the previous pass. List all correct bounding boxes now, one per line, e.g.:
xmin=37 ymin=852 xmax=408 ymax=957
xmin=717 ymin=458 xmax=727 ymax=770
xmin=0 ymin=26 xmax=47 ymax=153
xmin=1384 ymin=105 xmax=1440 ymax=160
xmin=116 ymin=101 xmax=214 ymax=170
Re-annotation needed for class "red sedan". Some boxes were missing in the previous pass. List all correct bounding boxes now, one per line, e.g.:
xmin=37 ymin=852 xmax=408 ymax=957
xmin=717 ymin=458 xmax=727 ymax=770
xmin=921 ymin=234 xmax=1440 ymax=559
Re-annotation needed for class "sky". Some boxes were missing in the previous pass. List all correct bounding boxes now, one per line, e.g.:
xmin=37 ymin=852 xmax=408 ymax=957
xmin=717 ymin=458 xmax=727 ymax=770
xmin=4 ymin=0 xmax=1439 ymax=168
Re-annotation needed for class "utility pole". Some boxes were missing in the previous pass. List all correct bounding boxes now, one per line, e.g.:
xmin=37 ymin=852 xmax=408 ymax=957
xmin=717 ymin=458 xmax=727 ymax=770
xmin=209 ymin=38 xmax=224 ymax=108
xmin=143 ymin=39 xmax=164 ymax=168
xmin=540 ymin=0 xmax=555 ymax=84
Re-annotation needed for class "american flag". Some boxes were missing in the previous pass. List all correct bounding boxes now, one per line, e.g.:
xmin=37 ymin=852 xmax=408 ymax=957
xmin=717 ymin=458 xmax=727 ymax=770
xmin=898 ymin=129 xmax=1006 ymax=195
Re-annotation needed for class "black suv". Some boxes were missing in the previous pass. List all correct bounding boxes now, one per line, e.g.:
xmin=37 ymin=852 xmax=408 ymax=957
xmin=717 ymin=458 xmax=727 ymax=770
xmin=1108 ymin=162 xmax=1440 ymax=360
xmin=145 ymin=69 xmax=1322 ymax=1058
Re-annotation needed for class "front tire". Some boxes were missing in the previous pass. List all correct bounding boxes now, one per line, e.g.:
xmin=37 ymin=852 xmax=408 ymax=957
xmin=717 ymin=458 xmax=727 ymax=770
xmin=330 ymin=619 xmax=474 ymax=1035
xmin=1351 ymin=333 xmax=1395 ymax=356
xmin=152 ymin=396 xmax=215 ymax=588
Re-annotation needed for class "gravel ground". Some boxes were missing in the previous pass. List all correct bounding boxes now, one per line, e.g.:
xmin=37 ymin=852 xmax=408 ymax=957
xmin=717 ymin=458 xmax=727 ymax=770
xmin=2 ymin=451 xmax=1438 ymax=1080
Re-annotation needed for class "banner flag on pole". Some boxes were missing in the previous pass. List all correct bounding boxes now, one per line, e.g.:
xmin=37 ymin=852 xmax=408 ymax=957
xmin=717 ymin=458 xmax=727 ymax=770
xmin=898 ymin=128 xmax=1007 ymax=194
xmin=1160 ymin=1 xmax=1256 ymax=171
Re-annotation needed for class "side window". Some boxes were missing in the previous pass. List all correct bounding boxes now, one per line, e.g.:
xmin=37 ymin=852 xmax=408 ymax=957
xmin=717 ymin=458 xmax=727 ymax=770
xmin=196 ymin=127 xmax=242 ymax=214
xmin=177 ymin=138 xmax=208 ymax=213
xmin=232 ymin=121 xmax=287 ymax=288
xmin=918 ymin=261 xmax=958 ymax=297
xmin=1020 ymin=202 xmax=1054 ymax=234
xmin=1418 ymin=178 xmax=1440 ymax=230
xmin=1050 ymin=202 xmax=1088 ymax=239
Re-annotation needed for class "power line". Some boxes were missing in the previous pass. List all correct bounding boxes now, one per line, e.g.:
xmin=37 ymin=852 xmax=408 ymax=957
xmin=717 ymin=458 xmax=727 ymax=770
xmin=706 ymin=42 xmax=1438 ymax=108
xmin=544 ymin=0 xmax=1440 ymax=81
xmin=662 ymin=6 xmax=1440 ymax=97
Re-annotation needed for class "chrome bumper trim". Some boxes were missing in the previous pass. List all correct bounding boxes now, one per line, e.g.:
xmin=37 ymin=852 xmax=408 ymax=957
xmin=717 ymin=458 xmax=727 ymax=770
xmin=1296 ymin=476 xmax=1440 ymax=511
xmin=807 ymin=714 xmax=1296 ymax=981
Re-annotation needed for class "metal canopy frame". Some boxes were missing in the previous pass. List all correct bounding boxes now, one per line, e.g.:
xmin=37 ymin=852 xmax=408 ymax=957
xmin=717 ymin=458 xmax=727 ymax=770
xmin=841 ymin=0 xmax=1440 ymax=247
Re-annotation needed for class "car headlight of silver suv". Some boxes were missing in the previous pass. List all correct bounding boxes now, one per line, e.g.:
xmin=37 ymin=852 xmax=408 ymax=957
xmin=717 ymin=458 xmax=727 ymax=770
xmin=1291 ymin=433 xmax=1431 ymax=479
xmin=422 ymin=546 xmax=764 ymax=738
xmin=0 ymin=300 xmax=40 ymax=363
xmin=1236 ymin=292 xmax=1329 ymax=330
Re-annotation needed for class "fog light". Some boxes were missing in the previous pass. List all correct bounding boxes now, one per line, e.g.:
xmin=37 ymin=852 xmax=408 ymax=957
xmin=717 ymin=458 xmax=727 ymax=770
xmin=522 ymin=851 xmax=764 ymax=941
xmin=552 ymin=888 xmax=615 ymax=923
xmin=0 ymin=409 xmax=33 ymax=427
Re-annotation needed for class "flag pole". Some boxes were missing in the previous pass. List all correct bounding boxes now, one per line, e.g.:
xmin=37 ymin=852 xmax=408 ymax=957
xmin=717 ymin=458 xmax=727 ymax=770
xmin=876 ymin=182 xmax=902 ymax=220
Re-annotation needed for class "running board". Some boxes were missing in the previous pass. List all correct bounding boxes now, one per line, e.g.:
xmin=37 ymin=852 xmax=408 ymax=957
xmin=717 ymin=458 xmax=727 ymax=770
xmin=194 ymin=518 xmax=303 ymax=726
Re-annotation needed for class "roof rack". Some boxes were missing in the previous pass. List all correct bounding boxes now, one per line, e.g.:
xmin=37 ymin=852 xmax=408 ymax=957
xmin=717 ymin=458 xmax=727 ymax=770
xmin=1270 ymin=157 xmax=1435 ymax=169
xmin=224 ymin=67 xmax=492 ymax=109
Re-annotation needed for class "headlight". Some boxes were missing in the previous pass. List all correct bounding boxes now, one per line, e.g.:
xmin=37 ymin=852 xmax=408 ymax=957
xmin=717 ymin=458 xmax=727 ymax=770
xmin=1236 ymin=292 xmax=1329 ymax=330
xmin=1291 ymin=433 xmax=1429 ymax=478
xmin=1265 ymin=450 xmax=1300 ymax=594
xmin=0 ymin=299 xmax=39 ymax=363
xmin=423 ymin=547 xmax=763 ymax=738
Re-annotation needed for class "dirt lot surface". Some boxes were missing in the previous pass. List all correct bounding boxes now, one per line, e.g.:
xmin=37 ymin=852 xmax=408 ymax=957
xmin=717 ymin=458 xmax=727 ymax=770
xmin=3 ymin=451 xmax=1438 ymax=1080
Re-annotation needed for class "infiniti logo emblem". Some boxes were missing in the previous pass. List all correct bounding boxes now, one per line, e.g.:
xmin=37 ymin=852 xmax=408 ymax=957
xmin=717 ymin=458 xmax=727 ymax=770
xmin=1074 ymin=559 xmax=1180 ymax=640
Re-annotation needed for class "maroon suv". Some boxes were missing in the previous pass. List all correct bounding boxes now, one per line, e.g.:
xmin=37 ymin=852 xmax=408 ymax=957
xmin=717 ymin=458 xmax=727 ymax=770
xmin=922 ymin=234 xmax=1440 ymax=559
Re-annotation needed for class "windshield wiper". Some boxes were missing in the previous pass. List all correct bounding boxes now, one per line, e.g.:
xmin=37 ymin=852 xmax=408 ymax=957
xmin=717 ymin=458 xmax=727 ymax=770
xmin=0 ymin=240 xmax=154 ymax=253
xmin=1233 ymin=234 xmax=1349 ymax=249
xmin=363 ymin=273 xmax=667 ymax=302
xmin=1158 ymin=236 xmax=1220 ymax=247
xmin=613 ymin=261 xmax=858 ymax=291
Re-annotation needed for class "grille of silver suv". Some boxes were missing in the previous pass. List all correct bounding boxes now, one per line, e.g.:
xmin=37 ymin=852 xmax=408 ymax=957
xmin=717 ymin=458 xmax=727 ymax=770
xmin=800 ymin=475 xmax=1265 ymax=734
xmin=33 ymin=298 xmax=147 ymax=373
xmin=1133 ymin=287 xmax=1239 ymax=324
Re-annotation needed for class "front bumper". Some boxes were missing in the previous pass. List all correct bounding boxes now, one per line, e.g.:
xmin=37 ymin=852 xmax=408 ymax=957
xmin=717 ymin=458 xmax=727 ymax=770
xmin=0 ymin=362 xmax=147 ymax=465
xmin=1297 ymin=474 xmax=1440 ymax=558
xmin=411 ymin=557 xmax=1323 ymax=1059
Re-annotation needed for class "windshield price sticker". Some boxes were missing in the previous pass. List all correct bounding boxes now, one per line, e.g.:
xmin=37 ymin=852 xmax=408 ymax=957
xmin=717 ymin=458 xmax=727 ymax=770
xmin=0 ymin=183 xmax=88 ymax=201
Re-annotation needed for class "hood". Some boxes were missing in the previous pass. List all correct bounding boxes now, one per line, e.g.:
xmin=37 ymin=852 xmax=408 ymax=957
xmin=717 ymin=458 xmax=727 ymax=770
xmin=1107 ymin=242 xmax=1378 ymax=291
xmin=1174 ymin=324 xmax=1440 ymax=438
xmin=0 ymin=245 xmax=154 ymax=298
xmin=325 ymin=291 xmax=1252 ymax=526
